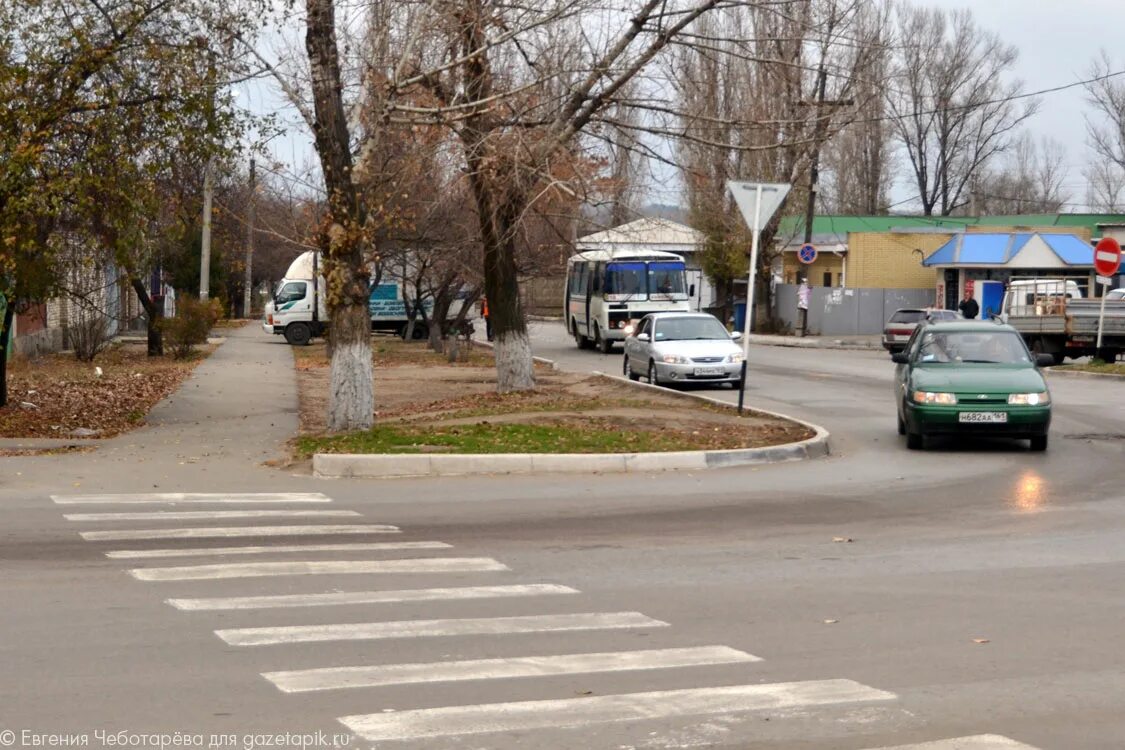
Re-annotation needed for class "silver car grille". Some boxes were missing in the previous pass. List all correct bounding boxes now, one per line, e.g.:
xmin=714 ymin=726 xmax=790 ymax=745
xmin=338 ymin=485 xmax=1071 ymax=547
xmin=691 ymin=356 xmax=724 ymax=363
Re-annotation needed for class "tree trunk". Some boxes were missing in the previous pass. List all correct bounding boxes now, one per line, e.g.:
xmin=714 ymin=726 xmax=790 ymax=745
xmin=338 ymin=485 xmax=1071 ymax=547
xmin=0 ymin=302 xmax=13 ymax=408
xmin=306 ymin=0 xmax=374 ymax=431
xmin=130 ymin=277 xmax=163 ymax=356
xmin=328 ymin=302 xmax=374 ymax=431
xmin=428 ymin=284 xmax=454 ymax=352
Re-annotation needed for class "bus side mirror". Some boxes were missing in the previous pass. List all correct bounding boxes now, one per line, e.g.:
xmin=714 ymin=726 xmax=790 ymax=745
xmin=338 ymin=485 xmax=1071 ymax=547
xmin=689 ymin=284 xmax=696 ymax=297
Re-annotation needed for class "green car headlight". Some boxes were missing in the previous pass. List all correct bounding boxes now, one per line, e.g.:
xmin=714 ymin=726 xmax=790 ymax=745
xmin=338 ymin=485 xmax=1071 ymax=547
xmin=912 ymin=391 xmax=958 ymax=405
xmin=1008 ymin=392 xmax=1050 ymax=406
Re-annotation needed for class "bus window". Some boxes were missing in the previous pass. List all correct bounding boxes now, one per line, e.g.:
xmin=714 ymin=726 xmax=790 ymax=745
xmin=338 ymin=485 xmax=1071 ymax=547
xmin=605 ymin=262 xmax=646 ymax=299
xmin=573 ymin=262 xmax=588 ymax=296
xmin=592 ymin=263 xmax=603 ymax=294
xmin=648 ymin=262 xmax=686 ymax=297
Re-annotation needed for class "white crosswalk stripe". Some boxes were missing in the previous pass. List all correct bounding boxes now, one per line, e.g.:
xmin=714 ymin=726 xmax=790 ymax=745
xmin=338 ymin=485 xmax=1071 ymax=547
xmin=129 ymin=557 xmax=508 ymax=581
xmin=64 ymin=491 xmax=1019 ymax=748
xmin=106 ymin=541 xmax=451 ymax=559
xmin=264 ymin=645 xmax=759 ymax=693
xmin=166 ymin=583 xmax=579 ymax=611
xmin=861 ymin=736 xmax=1040 ymax=749
xmin=337 ymin=679 xmax=896 ymax=741
xmin=80 ymin=524 xmax=400 ymax=541
xmin=53 ymin=493 xmax=332 ymax=505
xmin=216 ymin=611 xmax=668 ymax=647
xmin=65 ymin=509 xmax=359 ymax=522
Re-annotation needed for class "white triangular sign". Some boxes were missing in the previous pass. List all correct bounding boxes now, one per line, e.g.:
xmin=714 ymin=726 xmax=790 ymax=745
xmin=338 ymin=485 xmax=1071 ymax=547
xmin=727 ymin=181 xmax=792 ymax=231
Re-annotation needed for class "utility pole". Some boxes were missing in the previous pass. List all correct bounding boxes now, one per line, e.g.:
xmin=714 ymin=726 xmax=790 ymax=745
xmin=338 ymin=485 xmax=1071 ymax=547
xmin=200 ymin=157 xmax=214 ymax=300
xmin=199 ymin=46 xmax=217 ymax=301
xmin=243 ymin=156 xmax=256 ymax=317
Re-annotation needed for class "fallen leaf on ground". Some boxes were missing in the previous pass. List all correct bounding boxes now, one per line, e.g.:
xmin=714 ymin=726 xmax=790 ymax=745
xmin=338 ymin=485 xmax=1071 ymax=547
xmin=833 ymin=537 xmax=853 ymax=543
xmin=972 ymin=638 xmax=990 ymax=644
xmin=824 ymin=619 xmax=839 ymax=624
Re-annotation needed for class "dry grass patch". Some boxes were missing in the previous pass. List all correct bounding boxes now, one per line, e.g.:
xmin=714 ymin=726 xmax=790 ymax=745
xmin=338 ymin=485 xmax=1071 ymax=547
xmin=0 ymin=342 xmax=215 ymax=439
xmin=294 ymin=336 xmax=814 ymax=457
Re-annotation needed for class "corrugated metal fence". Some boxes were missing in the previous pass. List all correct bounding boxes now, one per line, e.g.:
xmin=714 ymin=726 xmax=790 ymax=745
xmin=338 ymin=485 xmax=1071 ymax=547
xmin=773 ymin=284 xmax=936 ymax=335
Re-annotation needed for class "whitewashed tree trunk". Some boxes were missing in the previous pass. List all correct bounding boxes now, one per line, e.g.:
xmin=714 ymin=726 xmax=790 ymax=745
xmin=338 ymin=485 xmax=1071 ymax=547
xmin=493 ymin=327 xmax=534 ymax=392
xmin=327 ymin=302 xmax=374 ymax=431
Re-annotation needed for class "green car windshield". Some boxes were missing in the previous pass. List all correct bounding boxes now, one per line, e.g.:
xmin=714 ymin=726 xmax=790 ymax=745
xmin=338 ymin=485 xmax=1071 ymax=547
xmin=917 ymin=330 xmax=1031 ymax=365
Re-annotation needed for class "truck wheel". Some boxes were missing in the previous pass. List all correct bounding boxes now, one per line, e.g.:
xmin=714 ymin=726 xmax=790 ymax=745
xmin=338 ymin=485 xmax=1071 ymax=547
xmin=411 ymin=323 xmax=428 ymax=340
xmin=284 ymin=322 xmax=311 ymax=346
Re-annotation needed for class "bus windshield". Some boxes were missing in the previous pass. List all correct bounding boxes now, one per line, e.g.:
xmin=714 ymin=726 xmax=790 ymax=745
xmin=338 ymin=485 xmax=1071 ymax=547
xmin=605 ymin=263 xmax=646 ymax=298
xmin=648 ymin=262 xmax=687 ymax=297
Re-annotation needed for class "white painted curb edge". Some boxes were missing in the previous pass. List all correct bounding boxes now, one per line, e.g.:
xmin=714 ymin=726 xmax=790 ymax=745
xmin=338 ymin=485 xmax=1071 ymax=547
xmin=312 ymin=373 xmax=830 ymax=480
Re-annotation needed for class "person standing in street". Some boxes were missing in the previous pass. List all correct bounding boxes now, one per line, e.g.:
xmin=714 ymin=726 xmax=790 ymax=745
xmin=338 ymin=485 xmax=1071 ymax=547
xmin=958 ymin=288 xmax=980 ymax=320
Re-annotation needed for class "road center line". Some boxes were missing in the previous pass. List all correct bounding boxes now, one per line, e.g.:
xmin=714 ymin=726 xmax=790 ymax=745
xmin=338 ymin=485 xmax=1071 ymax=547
xmin=52 ymin=493 xmax=332 ymax=505
xmin=264 ymin=646 xmax=760 ymax=693
xmin=167 ymin=583 xmax=579 ymax=611
xmin=130 ymin=557 xmax=508 ymax=581
xmin=80 ymin=525 xmax=401 ymax=541
xmin=216 ymin=611 xmax=668 ymax=647
xmin=338 ymin=679 xmax=895 ymax=741
xmin=65 ymin=510 xmax=359 ymax=522
xmin=106 ymin=541 xmax=451 ymax=559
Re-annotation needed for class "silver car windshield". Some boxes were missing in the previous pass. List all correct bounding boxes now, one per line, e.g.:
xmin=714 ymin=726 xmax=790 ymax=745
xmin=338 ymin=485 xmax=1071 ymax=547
xmin=653 ymin=317 xmax=729 ymax=342
xmin=917 ymin=331 xmax=1030 ymax=364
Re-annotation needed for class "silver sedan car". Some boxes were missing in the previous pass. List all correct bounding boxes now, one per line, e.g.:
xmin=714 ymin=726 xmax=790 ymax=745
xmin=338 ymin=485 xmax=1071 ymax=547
xmin=622 ymin=312 xmax=743 ymax=388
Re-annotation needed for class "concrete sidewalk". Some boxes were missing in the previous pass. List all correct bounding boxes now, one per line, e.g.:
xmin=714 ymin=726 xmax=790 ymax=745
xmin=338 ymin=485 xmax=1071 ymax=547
xmin=747 ymin=333 xmax=883 ymax=351
xmin=2 ymin=324 xmax=302 ymax=495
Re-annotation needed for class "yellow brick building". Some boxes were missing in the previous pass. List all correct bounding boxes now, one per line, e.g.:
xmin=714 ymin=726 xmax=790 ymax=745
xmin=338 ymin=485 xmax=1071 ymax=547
xmin=781 ymin=225 xmax=1092 ymax=290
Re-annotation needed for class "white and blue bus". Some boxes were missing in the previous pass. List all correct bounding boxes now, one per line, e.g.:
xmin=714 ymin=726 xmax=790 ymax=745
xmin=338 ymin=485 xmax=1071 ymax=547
xmin=565 ymin=247 xmax=693 ymax=352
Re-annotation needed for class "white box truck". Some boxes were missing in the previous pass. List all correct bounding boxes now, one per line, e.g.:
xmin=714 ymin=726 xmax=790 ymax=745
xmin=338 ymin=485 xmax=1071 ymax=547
xmin=263 ymin=251 xmax=468 ymax=345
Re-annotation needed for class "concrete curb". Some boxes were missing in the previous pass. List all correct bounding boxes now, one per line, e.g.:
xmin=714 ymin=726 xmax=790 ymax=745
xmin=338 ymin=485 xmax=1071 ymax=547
xmin=747 ymin=334 xmax=881 ymax=352
xmin=1046 ymin=368 xmax=1125 ymax=382
xmin=312 ymin=373 xmax=830 ymax=480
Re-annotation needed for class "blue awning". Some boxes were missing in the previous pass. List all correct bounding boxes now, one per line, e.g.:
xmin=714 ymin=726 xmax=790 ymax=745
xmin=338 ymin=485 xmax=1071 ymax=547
xmin=923 ymin=233 xmax=1092 ymax=267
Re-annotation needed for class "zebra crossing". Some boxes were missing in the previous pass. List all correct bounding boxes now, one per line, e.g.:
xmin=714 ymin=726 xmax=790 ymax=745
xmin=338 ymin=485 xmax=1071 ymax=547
xmin=54 ymin=491 xmax=1044 ymax=749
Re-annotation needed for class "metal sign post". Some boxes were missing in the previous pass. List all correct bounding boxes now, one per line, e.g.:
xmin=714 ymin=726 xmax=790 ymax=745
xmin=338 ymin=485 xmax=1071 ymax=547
xmin=728 ymin=181 xmax=791 ymax=413
xmin=1094 ymin=237 xmax=1122 ymax=357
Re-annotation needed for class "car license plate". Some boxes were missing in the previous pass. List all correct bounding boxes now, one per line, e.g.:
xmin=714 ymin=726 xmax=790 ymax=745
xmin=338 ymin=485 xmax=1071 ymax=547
xmin=959 ymin=412 xmax=1007 ymax=424
xmin=693 ymin=367 xmax=723 ymax=376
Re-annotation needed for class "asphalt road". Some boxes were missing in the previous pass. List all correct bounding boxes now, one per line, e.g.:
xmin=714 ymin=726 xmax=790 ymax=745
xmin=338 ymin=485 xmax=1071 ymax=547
xmin=2 ymin=324 xmax=1124 ymax=750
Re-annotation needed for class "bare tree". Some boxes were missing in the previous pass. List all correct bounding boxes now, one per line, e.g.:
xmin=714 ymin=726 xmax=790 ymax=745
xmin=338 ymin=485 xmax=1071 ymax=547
xmin=887 ymin=4 xmax=1038 ymax=216
xmin=973 ymin=134 xmax=1070 ymax=215
xmin=1085 ymin=160 xmax=1125 ymax=212
xmin=674 ymin=0 xmax=886 ymax=323
xmin=821 ymin=0 xmax=895 ymax=214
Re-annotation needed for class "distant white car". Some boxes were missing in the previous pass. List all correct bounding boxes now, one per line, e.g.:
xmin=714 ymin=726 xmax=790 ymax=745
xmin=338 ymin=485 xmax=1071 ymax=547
xmin=1108 ymin=288 xmax=1125 ymax=302
xmin=622 ymin=312 xmax=743 ymax=389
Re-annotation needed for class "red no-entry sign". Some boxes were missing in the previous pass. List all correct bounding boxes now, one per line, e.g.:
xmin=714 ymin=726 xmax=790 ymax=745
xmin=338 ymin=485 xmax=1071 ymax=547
xmin=1094 ymin=237 xmax=1121 ymax=277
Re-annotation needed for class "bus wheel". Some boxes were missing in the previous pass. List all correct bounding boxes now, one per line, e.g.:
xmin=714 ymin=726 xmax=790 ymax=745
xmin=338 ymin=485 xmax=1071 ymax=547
xmin=573 ymin=320 xmax=590 ymax=349
xmin=595 ymin=324 xmax=612 ymax=353
xmin=284 ymin=322 xmax=312 ymax=346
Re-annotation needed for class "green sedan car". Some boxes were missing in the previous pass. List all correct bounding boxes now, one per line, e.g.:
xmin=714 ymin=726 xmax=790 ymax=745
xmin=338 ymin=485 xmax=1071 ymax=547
xmin=893 ymin=321 xmax=1054 ymax=451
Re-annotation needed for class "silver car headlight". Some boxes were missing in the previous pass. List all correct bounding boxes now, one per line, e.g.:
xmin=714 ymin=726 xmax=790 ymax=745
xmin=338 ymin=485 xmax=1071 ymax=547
xmin=1008 ymin=392 xmax=1050 ymax=406
xmin=912 ymin=391 xmax=957 ymax=405
xmin=726 ymin=352 xmax=744 ymax=364
xmin=661 ymin=353 xmax=691 ymax=364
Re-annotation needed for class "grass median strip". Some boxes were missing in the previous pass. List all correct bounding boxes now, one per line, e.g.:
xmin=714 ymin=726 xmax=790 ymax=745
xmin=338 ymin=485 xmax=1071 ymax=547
xmin=298 ymin=417 xmax=809 ymax=457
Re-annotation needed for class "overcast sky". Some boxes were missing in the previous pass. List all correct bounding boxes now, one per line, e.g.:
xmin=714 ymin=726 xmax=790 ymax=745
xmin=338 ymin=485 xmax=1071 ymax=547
xmin=928 ymin=0 xmax=1122 ymax=210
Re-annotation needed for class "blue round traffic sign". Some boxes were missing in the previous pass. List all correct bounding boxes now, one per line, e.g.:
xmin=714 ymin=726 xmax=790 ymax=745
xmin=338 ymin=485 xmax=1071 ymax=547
xmin=798 ymin=244 xmax=818 ymax=265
